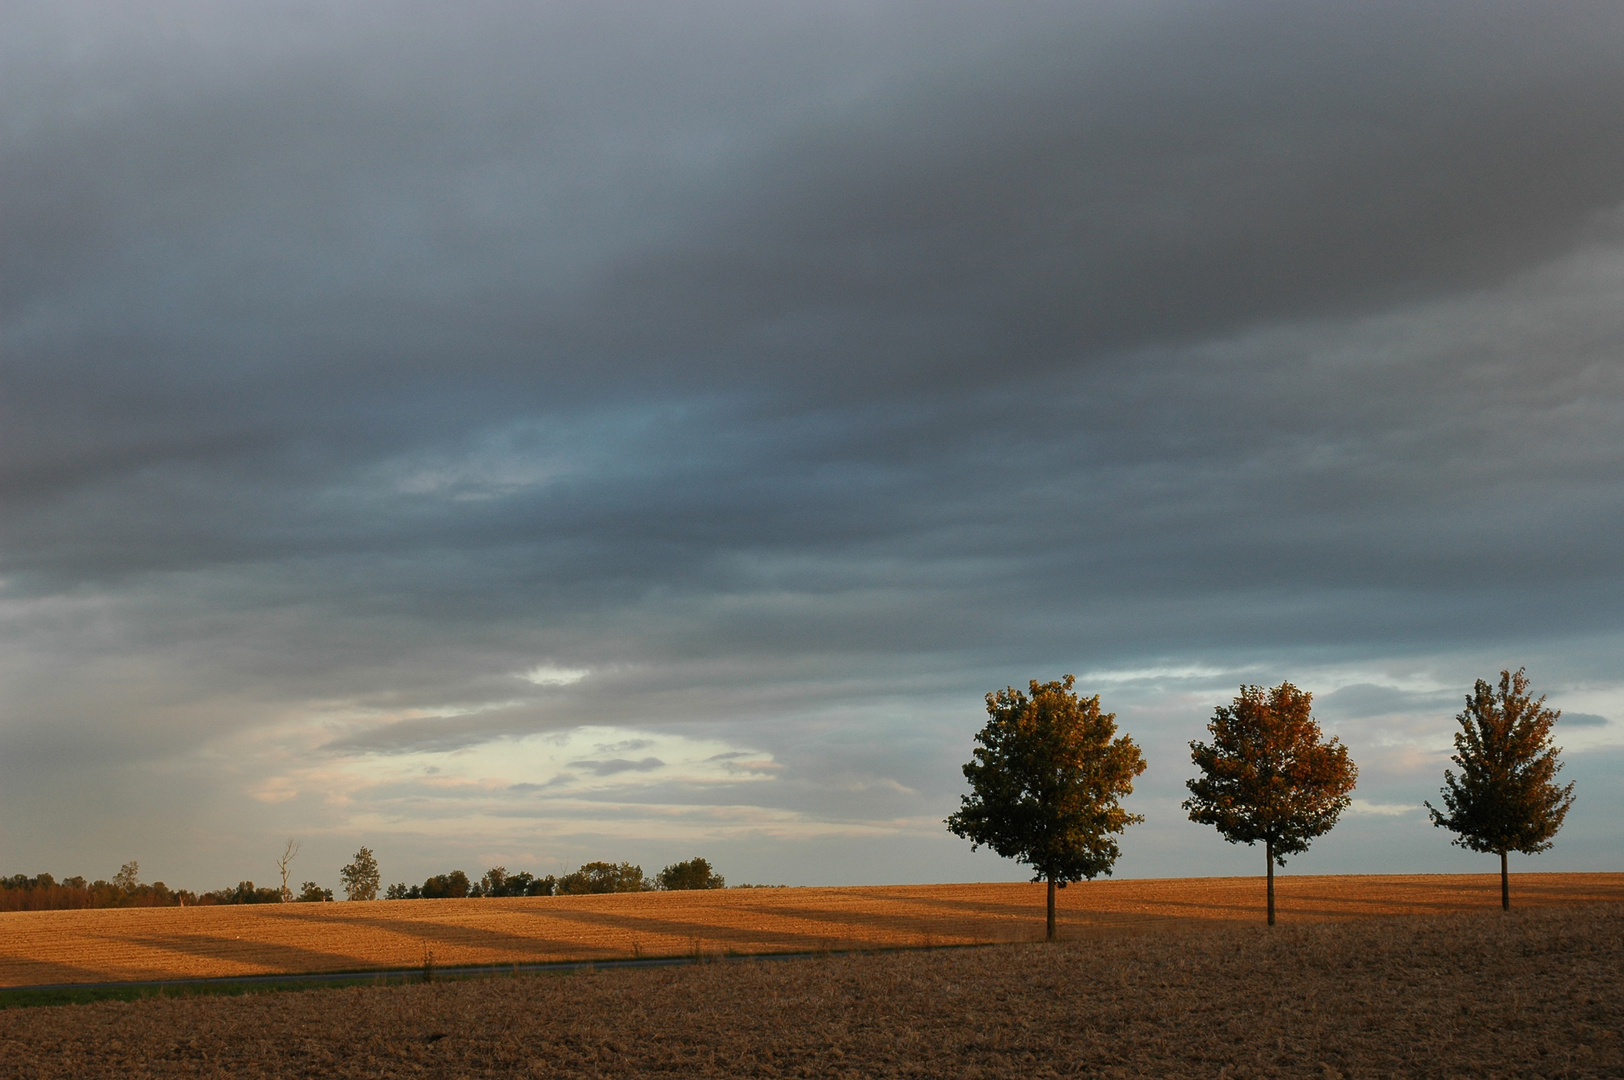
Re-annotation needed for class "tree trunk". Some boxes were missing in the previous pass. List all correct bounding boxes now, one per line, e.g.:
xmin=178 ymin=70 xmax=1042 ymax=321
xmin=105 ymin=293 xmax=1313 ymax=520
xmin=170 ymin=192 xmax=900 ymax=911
xmin=1046 ymin=876 xmax=1057 ymax=942
xmin=1500 ymin=850 xmax=1509 ymax=911
xmin=1265 ymin=840 xmax=1276 ymax=927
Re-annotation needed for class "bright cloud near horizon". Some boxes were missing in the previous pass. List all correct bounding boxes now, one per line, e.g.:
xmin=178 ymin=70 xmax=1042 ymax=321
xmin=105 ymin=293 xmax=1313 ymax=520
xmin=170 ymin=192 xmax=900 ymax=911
xmin=2 ymin=0 xmax=1622 ymax=894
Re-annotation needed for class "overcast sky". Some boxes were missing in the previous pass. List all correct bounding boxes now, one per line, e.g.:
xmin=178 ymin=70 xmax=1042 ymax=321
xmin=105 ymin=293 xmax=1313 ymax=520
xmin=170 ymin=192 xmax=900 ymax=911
xmin=3 ymin=0 xmax=1622 ymax=894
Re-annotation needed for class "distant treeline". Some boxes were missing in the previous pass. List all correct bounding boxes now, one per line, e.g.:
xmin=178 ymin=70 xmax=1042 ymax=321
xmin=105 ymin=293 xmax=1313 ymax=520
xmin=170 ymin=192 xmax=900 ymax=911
xmin=0 ymin=863 xmax=324 ymax=911
xmin=0 ymin=857 xmax=730 ymax=911
xmin=385 ymin=858 xmax=725 ymax=899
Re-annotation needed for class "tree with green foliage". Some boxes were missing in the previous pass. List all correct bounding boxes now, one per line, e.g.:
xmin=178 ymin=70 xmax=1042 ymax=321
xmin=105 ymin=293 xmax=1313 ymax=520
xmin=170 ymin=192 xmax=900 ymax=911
xmin=947 ymin=676 xmax=1146 ymax=941
xmin=1426 ymin=668 xmax=1575 ymax=911
xmin=339 ymin=847 xmax=380 ymax=901
xmin=486 ymin=869 xmax=554 ymax=897
xmin=205 ymin=881 xmax=283 ymax=904
xmin=556 ymin=861 xmax=646 ymax=894
xmin=474 ymin=866 xmax=509 ymax=897
xmin=420 ymin=870 xmax=470 ymax=898
xmin=296 ymin=881 xmax=333 ymax=902
xmin=657 ymin=857 xmax=725 ymax=890
xmin=1184 ymin=683 xmax=1357 ymax=926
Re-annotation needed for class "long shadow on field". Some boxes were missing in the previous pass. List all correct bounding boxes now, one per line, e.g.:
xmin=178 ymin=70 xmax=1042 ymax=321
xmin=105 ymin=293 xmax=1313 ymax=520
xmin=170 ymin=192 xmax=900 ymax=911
xmin=0 ymin=956 xmax=118 ymax=989
xmin=521 ymin=908 xmax=881 ymax=951
xmin=736 ymin=891 xmax=1117 ymax=925
xmin=252 ymin=904 xmax=1050 ymax=957
xmin=257 ymin=904 xmax=1033 ymax=958
xmin=836 ymin=895 xmax=1054 ymax=921
xmin=1270 ymin=883 xmax=1591 ymax=919
xmin=870 ymin=886 xmax=1540 ymax=924
xmin=105 ymin=932 xmax=373 ymax=975
xmin=583 ymin=902 xmax=1233 ymax=947
xmin=865 ymin=892 xmax=1266 ymax=923
xmin=726 ymin=900 xmax=1239 ymax=941
xmin=729 ymin=900 xmax=1028 ymax=939
xmin=255 ymin=910 xmax=611 ymax=960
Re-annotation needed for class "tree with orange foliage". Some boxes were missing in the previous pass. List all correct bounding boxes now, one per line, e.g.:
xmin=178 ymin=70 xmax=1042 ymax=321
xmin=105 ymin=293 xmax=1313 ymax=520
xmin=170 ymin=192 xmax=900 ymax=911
xmin=1426 ymin=668 xmax=1574 ymax=911
xmin=948 ymin=676 xmax=1146 ymax=942
xmin=1184 ymin=683 xmax=1357 ymax=925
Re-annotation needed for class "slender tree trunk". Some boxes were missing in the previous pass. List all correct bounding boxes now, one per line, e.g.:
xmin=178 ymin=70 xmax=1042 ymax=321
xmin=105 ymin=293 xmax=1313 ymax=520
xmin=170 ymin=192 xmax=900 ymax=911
xmin=1265 ymin=840 xmax=1275 ymax=927
xmin=1500 ymin=850 xmax=1509 ymax=911
xmin=1046 ymin=876 xmax=1057 ymax=942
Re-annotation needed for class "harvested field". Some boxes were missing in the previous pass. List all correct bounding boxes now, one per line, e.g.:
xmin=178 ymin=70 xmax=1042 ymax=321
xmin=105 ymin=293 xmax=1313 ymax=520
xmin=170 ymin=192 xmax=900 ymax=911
xmin=0 ymin=902 xmax=1619 ymax=1078
xmin=0 ymin=872 xmax=1620 ymax=988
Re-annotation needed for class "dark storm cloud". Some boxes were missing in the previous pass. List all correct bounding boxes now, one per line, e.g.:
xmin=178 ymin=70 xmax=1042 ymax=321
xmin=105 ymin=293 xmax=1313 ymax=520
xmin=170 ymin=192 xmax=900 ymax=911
xmin=6 ymin=0 xmax=1622 ymax=590
xmin=612 ymin=5 xmax=1624 ymax=392
xmin=3 ymin=1 xmax=1624 ymax=885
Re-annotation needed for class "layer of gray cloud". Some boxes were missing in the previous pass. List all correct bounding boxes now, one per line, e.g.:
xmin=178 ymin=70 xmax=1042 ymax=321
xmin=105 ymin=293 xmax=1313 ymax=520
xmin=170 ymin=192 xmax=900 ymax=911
xmin=3 ymin=0 xmax=1622 ymax=888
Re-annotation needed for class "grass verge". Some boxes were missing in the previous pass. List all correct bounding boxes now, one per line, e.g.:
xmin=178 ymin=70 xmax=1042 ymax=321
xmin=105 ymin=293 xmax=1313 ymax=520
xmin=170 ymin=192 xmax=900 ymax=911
xmin=0 ymin=973 xmax=432 ymax=1010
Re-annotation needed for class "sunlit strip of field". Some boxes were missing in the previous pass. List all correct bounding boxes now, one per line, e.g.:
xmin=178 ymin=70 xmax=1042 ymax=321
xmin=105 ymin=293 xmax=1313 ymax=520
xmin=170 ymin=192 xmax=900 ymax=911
xmin=0 ymin=873 xmax=1618 ymax=988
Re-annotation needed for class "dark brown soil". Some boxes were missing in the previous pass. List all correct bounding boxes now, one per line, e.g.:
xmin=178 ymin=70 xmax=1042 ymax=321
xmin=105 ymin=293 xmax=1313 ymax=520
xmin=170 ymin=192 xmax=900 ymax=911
xmin=1 ymin=902 xmax=1617 ymax=1078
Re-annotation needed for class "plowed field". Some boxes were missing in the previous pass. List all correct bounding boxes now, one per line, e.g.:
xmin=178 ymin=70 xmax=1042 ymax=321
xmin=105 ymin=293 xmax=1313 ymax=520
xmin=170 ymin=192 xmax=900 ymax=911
xmin=1 ymin=901 xmax=1620 ymax=1078
xmin=1 ymin=872 xmax=1619 ymax=988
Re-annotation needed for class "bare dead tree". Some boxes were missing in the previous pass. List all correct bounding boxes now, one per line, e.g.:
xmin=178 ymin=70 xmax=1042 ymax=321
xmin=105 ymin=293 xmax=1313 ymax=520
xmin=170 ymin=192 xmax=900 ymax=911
xmin=276 ymin=839 xmax=301 ymax=903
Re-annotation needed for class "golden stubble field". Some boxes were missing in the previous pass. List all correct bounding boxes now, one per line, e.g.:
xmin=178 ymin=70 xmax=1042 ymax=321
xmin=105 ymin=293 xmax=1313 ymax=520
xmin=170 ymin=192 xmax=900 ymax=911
xmin=0 ymin=900 xmax=1620 ymax=1078
xmin=1 ymin=872 xmax=1620 ymax=988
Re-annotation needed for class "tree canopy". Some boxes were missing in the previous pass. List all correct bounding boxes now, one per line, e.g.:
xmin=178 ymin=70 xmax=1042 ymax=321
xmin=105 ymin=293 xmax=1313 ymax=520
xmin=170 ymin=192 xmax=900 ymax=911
xmin=1426 ymin=668 xmax=1575 ymax=910
xmin=557 ymin=861 xmax=647 ymax=894
xmin=419 ymin=870 xmax=471 ymax=899
xmin=474 ymin=868 xmax=555 ymax=897
xmin=1184 ymin=682 xmax=1357 ymax=925
xmin=340 ymin=847 xmax=380 ymax=902
xmin=947 ymin=676 xmax=1146 ymax=940
xmin=657 ymin=857 xmax=726 ymax=891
